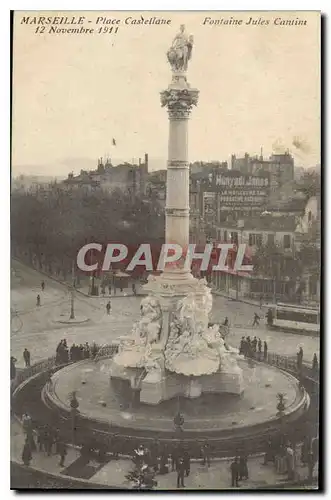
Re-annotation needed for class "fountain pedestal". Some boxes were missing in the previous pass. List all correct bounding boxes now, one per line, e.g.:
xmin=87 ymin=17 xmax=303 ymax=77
xmin=110 ymin=26 xmax=244 ymax=405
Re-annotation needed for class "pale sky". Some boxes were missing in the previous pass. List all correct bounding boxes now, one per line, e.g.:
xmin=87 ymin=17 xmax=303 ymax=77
xmin=12 ymin=11 xmax=320 ymax=175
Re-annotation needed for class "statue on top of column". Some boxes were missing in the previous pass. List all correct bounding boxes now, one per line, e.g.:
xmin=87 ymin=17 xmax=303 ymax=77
xmin=167 ymin=24 xmax=194 ymax=73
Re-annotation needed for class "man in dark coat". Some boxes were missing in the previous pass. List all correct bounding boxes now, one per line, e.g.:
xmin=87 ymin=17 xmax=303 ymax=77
xmin=22 ymin=438 xmax=32 ymax=466
xmin=230 ymin=457 xmax=239 ymax=487
xmin=239 ymin=454 xmax=248 ymax=480
xmin=177 ymin=457 xmax=185 ymax=488
xmin=10 ymin=356 xmax=17 ymax=380
xmin=183 ymin=449 xmax=190 ymax=477
xmin=263 ymin=341 xmax=268 ymax=361
xmin=23 ymin=348 xmax=31 ymax=367
xmin=57 ymin=441 xmax=67 ymax=467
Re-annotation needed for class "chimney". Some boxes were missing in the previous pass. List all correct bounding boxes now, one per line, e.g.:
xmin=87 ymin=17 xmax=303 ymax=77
xmin=144 ymin=153 xmax=149 ymax=170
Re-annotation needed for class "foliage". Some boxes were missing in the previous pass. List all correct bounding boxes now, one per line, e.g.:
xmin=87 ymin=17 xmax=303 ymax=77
xmin=11 ymin=184 xmax=164 ymax=274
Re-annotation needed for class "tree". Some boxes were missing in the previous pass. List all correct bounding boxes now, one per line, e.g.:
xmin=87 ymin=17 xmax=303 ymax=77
xmin=252 ymin=243 xmax=301 ymax=301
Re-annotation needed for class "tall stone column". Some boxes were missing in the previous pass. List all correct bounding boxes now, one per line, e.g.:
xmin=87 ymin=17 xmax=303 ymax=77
xmin=160 ymin=76 xmax=199 ymax=278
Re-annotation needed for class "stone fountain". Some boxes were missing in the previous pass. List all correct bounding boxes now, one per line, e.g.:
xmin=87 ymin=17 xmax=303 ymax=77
xmin=110 ymin=25 xmax=244 ymax=404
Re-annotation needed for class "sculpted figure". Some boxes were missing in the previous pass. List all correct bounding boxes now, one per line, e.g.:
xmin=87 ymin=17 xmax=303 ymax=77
xmin=167 ymin=24 xmax=194 ymax=72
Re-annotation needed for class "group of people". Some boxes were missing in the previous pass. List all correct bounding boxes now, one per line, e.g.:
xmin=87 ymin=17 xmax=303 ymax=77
xmin=55 ymin=339 xmax=99 ymax=364
xmin=21 ymin=412 xmax=67 ymax=468
xmin=264 ymin=434 xmax=318 ymax=483
xmin=239 ymin=336 xmax=268 ymax=360
xmin=230 ymin=454 xmax=249 ymax=487
xmin=36 ymin=281 xmax=46 ymax=307
xmin=132 ymin=440 xmax=213 ymax=489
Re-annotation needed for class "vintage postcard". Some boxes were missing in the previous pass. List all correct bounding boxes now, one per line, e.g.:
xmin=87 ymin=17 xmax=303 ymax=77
xmin=11 ymin=10 xmax=321 ymax=490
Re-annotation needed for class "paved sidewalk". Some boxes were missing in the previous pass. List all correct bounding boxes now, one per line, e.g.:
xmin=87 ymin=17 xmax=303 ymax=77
xmin=11 ymin=417 xmax=316 ymax=489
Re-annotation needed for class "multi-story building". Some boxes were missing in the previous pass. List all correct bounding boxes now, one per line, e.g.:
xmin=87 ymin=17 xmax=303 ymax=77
xmin=62 ymin=154 xmax=149 ymax=196
xmin=231 ymin=150 xmax=294 ymax=187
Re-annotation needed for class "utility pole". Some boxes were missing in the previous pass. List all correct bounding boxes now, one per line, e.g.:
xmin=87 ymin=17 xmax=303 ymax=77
xmin=70 ymin=260 xmax=75 ymax=320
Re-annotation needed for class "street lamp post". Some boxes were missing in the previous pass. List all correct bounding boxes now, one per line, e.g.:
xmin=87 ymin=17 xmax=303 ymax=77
xmin=70 ymin=260 xmax=75 ymax=320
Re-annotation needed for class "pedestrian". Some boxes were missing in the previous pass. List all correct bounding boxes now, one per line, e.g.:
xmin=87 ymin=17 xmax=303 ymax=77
xmin=297 ymin=347 xmax=304 ymax=372
xmin=307 ymin=451 xmax=315 ymax=483
xmin=177 ymin=457 xmax=185 ymax=488
xmin=23 ymin=348 xmax=31 ymax=367
xmin=183 ymin=449 xmax=190 ymax=477
xmin=286 ymin=443 xmax=295 ymax=481
xmin=266 ymin=308 xmax=273 ymax=327
xmin=202 ymin=441 xmax=211 ymax=467
xmin=106 ymin=301 xmax=111 ymax=315
xmin=312 ymin=353 xmax=318 ymax=372
xmin=132 ymin=283 xmax=136 ymax=295
xmin=252 ymin=312 xmax=260 ymax=327
xmin=223 ymin=317 xmax=229 ymax=327
xmin=246 ymin=336 xmax=252 ymax=358
xmin=84 ymin=342 xmax=90 ymax=359
xmin=263 ymin=340 xmax=268 ymax=361
xmin=257 ymin=338 xmax=262 ymax=360
xmin=263 ymin=437 xmax=274 ymax=465
xmin=10 ymin=356 xmax=17 ymax=380
xmin=230 ymin=457 xmax=239 ymax=487
xmin=108 ymin=284 xmax=112 ymax=295
xmin=22 ymin=438 xmax=32 ymax=466
xmin=239 ymin=337 xmax=245 ymax=356
xmin=79 ymin=344 xmax=84 ymax=360
xmin=41 ymin=280 xmax=45 ymax=291
xmin=37 ymin=425 xmax=47 ymax=452
xmin=252 ymin=336 xmax=257 ymax=353
xmin=159 ymin=451 xmax=169 ymax=475
xmin=239 ymin=454 xmax=248 ymax=480
xmin=36 ymin=294 xmax=41 ymax=307
xmin=171 ymin=446 xmax=179 ymax=472
xmin=300 ymin=435 xmax=310 ymax=465
xmin=57 ymin=441 xmax=67 ymax=467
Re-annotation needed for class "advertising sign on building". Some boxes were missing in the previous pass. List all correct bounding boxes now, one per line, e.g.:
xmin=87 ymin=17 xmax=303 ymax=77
xmin=205 ymin=171 xmax=270 ymax=212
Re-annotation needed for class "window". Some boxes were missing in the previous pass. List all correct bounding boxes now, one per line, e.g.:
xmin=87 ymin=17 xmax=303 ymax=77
xmin=231 ymin=232 xmax=238 ymax=244
xmin=283 ymin=234 xmax=291 ymax=249
xmin=249 ymin=233 xmax=262 ymax=247
xmin=267 ymin=233 xmax=275 ymax=245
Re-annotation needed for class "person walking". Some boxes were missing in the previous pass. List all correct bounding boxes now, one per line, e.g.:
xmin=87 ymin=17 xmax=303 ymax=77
xmin=297 ymin=347 xmax=304 ymax=372
xmin=239 ymin=337 xmax=245 ymax=356
xmin=132 ymin=283 xmax=137 ymax=296
xmin=239 ymin=454 xmax=248 ymax=480
xmin=230 ymin=457 xmax=239 ymax=487
xmin=252 ymin=336 xmax=258 ymax=354
xmin=252 ymin=312 xmax=260 ymax=327
xmin=183 ymin=449 xmax=190 ymax=477
xmin=171 ymin=446 xmax=179 ymax=472
xmin=263 ymin=341 xmax=268 ymax=362
xmin=177 ymin=457 xmax=185 ymax=488
xmin=57 ymin=441 xmax=67 ymax=467
xmin=36 ymin=294 xmax=41 ymax=307
xmin=10 ymin=356 xmax=17 ymax=381
xmin=22 ymin=438 xmax=32 ymax=466
xmin=286 ymin=443 xmax=295 ymax=481
xmin=312 ymin=353 xmax=318 ymax=372
xmin=106 ymin=301 xmax=111 ymax=315
xmin=258 ymin=338 xmax=262 ymax=360
xmin=41 ymin=280 xmax=45 ymax=291
xmin=202 ymin=441 xmax=211 ymax=467
xmin=23 ymin=348 xmax=31 ymax=368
